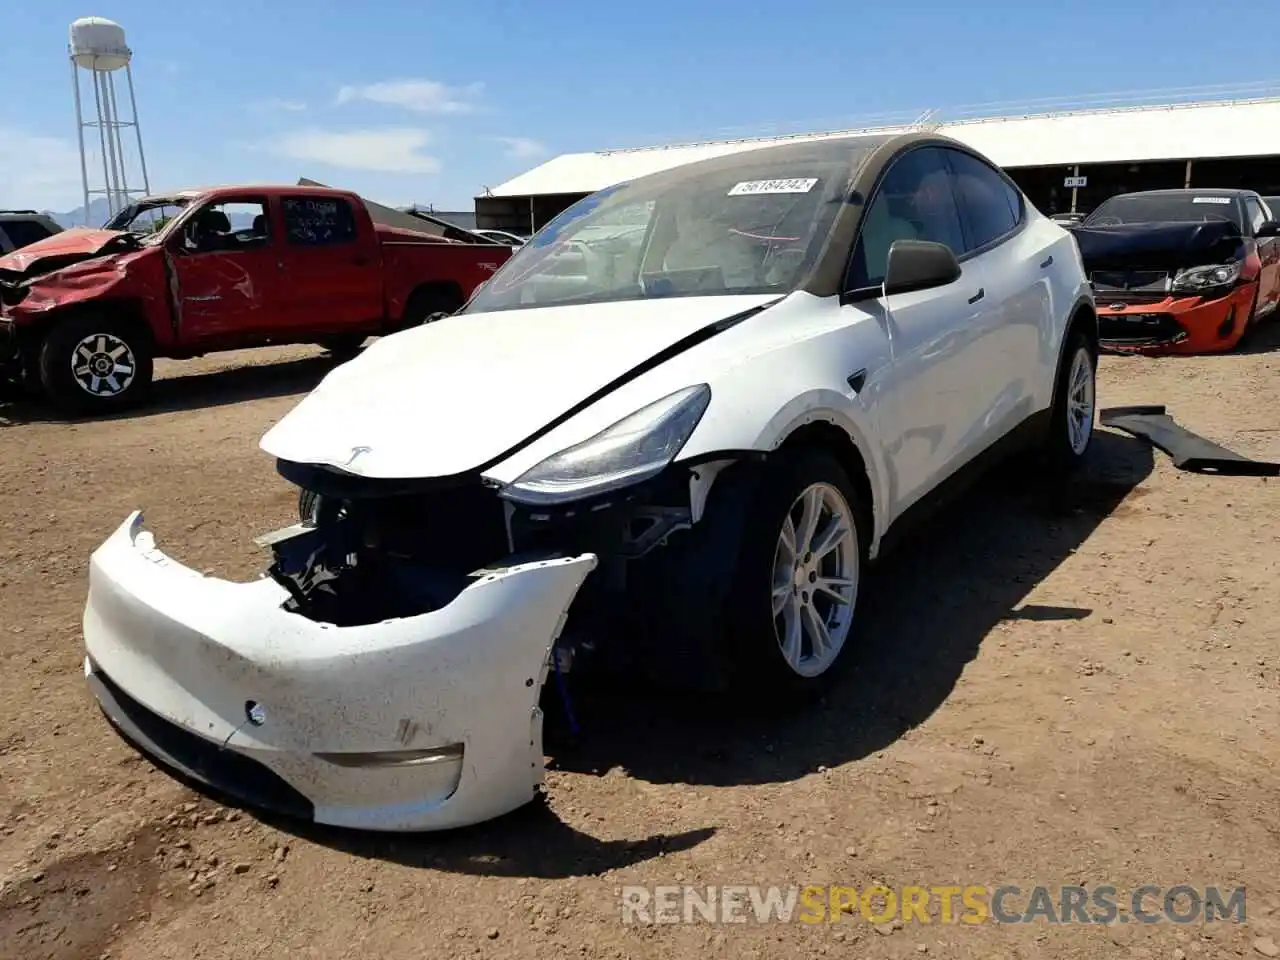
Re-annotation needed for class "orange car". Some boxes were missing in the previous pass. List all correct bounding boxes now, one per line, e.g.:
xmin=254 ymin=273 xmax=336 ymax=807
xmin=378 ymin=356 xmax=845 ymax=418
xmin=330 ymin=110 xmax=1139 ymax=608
xmin=1073 ymin=188 xmax=1280 ymax=354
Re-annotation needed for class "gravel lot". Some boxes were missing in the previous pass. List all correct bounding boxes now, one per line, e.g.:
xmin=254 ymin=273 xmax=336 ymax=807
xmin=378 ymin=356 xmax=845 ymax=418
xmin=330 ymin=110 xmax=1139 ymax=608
xmin=1 ymin=328 xmax=1278 ymax=960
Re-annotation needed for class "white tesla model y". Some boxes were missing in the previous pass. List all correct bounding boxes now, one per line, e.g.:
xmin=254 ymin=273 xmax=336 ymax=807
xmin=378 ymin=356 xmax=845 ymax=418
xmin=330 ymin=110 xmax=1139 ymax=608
xmin=82 ymin=132 xmax=1097 ymax=831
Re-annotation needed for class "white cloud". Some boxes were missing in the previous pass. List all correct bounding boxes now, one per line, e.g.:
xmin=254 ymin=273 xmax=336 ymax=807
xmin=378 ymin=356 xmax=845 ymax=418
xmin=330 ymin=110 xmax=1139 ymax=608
xmin=335 ymin=79 xmax=484 ymax=115
xmin=496 ymin=136 xmax=547 ymax=160
xmin=0 ymin=128 xmax=84 ymax=212
xmin=250 ymin=97 xmax=308 ymax=113
xmin=264 ymin=127 xmax=441 ymax=174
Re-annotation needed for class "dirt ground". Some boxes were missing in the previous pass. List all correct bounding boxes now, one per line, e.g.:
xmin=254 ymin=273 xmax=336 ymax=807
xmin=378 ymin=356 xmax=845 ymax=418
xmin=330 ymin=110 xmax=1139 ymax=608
xmin=1 ymin=328 xmax=1278 ymax=960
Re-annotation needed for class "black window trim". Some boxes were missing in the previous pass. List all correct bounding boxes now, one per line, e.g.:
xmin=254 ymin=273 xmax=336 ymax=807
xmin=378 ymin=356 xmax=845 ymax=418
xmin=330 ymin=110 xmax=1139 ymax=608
xmin=937 ymin=145 xmax=1027 ymax=260
xmin=280 ymin=193 xmax=359 ymax=247
xmin=842 ymin=142 xmax=1001 ymax=301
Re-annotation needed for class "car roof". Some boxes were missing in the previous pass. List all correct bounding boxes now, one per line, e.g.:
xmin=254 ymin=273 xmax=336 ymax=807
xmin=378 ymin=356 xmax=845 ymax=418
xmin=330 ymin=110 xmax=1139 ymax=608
xmin=1105 ymin=188 xmax=1252 ymax=200
xmin=129 ymin=184 xmax=357 ymax=204
xmin=620 ymin=132 xmax=902 ymax=196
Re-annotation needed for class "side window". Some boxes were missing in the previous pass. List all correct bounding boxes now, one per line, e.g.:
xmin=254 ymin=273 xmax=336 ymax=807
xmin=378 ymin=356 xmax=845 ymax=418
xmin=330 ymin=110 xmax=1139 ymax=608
xmin=945 ymin=149 xmax=1022 ymax=252
xmin=1244 ymin=198 xmax=1267 ymax=235
xmin=184 ymin=200 xmax=270 ymax=254
xmin=2 ymin=220 xmax=55 ymax=250
xmin=848 ymin=147 xmax=965 ymax=289
xmin=282 ymin=196 xmax=358 ymax=246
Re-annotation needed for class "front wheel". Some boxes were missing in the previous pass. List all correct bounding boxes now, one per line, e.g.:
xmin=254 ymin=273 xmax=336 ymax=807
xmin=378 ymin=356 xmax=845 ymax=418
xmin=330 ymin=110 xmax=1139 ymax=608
xmin=38 ymin=315 xmax=154 ymax=416
xmin=720 ymin=449 xmax=867 ymax=699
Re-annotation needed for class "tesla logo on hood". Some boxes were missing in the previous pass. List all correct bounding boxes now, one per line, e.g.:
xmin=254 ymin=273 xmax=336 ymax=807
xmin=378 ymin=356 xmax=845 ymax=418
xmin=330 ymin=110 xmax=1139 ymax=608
xmin=344 ymin=445 xmax=372 ymax=466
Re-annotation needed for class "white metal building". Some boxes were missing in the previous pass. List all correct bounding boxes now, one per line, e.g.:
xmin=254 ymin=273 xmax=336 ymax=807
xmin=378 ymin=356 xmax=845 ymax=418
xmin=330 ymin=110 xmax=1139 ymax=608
xmin=475 ymin=94 xmax=1280 ymax=233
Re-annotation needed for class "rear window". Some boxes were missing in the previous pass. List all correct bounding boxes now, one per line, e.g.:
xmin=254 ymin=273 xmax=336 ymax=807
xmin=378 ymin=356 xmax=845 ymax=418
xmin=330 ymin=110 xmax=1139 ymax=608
xmin=282 ymin=196 xmax=358 ymax=246
xmin=1084 ymin=194 xmax=1243 ymax=230
xmin=1 ymin=219 xmax=56 ymax=249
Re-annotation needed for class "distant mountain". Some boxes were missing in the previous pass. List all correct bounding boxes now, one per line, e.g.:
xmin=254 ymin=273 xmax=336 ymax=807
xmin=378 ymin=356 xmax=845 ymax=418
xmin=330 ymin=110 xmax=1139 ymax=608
xmin=46 ymin=199 xmax=113 ymax=229
xmin=44 ymin=198 xmax=256 ymax=232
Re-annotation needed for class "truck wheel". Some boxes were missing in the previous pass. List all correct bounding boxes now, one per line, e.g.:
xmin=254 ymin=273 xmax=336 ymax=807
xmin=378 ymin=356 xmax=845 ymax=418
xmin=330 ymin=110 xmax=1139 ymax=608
xmin=401 ymin=286 xmax=463 ymax=328
xmin=317 ymin=333 xmax=366 ymax=360
xmin=38 ymin=315 xmax=154 ymax=416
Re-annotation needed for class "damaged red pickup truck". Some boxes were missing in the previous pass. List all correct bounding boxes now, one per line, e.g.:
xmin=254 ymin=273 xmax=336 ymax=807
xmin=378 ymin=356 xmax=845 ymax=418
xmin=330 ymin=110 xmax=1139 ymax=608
xmin=0 ymin=185 xmax=511 ymax=413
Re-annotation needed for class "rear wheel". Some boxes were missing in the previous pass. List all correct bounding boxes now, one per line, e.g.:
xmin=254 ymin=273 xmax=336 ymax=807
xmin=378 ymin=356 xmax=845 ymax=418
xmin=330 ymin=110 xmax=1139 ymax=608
xmin=38 ymin=314 xmax=154 ymax=416
xmin=1040 ymin=327 xmax=1096 ymax=472
xmin=401 ymin=285 xmax=464 ymax=328
xmin=317 ymin=332 xmax=367 ymax=360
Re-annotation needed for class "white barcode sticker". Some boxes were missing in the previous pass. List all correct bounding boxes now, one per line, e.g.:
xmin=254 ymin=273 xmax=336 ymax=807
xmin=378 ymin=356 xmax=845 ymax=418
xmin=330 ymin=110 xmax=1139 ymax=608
xmin=728 ymin=178 xmax=818 ymax=196
xmin=1192 ymin=196 xmax=1232 ymax=204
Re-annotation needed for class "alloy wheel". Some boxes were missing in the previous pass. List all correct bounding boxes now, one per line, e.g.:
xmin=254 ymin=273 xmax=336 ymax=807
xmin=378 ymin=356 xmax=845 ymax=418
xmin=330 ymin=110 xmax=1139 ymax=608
xmin=771 ymin=482 xmax=859 ymax=678
xmin=71 ymin=333 xmax=137 ymax=397
xmin=1066 ymin=346 xmax=1095 ymax=456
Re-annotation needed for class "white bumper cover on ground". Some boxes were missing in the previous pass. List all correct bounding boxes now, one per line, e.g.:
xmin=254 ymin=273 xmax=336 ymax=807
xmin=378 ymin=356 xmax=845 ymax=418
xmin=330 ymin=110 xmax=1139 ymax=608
xmin=83 ymin=512 xmax=597 ymax=831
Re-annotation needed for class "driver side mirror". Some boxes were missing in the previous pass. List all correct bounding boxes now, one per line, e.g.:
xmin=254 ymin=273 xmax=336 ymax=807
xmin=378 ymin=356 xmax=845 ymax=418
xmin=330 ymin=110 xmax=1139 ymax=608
xmin=1256 ymin=220 xmax=1280 ymax=238
xmin=882 ymin=239 xmax=961 ymax=297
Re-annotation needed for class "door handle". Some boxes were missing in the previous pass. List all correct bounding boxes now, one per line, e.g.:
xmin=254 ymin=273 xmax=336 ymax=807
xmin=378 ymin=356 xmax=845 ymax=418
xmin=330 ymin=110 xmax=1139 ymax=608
xmin=968 ymin=288 xmax=985 ymax=304
xmin=1039 ymin=255 xmax=1054 ymax=268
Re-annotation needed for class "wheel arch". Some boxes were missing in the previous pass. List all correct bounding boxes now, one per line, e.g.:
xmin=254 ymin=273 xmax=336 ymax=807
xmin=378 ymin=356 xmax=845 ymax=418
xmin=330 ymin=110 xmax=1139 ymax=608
xmin=31 ymin=297 xmax=156 ymax=347
xmin=773 ymin=420 xmax=876 ymax=553
xmin=1066 ymin=297 xmax=1098 ymax=356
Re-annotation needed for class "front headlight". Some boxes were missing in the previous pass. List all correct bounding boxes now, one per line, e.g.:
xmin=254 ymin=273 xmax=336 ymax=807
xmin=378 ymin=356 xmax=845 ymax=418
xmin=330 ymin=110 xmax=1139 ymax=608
xmin=1171 ymin=261 xmax=1242 ymax=294
xmin=500 ymin=384 xmax=711 ymax=506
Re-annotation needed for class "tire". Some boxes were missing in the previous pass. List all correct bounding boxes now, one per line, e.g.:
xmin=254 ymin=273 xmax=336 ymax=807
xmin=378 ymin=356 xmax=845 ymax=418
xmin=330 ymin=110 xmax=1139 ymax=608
xmin=299 ymin=489 xmax=320 ymax=524
xmin=401 ymin=285 xmax=463 ymax=329
xmin=715 ymin=448 xmax=869 ymax=702
xmin=37 ymin=314 xmax=154 ymax=416
xmin=317 ymin=333 xmax=367 ymax=360
xmin=1040 ymin=326 xmax=1096 ymax=472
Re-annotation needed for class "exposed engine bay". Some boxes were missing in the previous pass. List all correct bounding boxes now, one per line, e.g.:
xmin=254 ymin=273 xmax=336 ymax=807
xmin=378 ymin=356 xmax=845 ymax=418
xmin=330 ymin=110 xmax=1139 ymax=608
xmin=1073 ymin=219 xmax=1246 ymax=295
xmin=262 ymin=458 xmax=728 ymax=677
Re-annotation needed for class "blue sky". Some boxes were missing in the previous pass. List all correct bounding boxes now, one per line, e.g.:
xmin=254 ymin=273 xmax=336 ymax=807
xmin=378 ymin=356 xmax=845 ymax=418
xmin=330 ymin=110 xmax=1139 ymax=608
xmin=3 ymin=0 xmax=1275 ymax=214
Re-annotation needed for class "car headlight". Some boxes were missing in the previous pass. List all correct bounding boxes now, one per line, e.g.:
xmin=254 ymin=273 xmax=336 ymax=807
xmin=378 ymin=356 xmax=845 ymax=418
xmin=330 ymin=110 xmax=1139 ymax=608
xmin=1171 ymin=261 xmax=1242 ymax=294
xmin=500 ymin=384 xmax=711 ymax=506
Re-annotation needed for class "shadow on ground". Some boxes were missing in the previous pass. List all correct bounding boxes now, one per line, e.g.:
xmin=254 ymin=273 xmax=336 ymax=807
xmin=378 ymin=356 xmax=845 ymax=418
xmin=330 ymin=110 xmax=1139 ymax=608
xmin=278 ymin=428 xmax=1152 ymax=875
xmin=0 ymin=352 xmax=341 ymax=426
xmin=271 ymin=799 xmax=716 ymax=880
xmin=545 ymin=430 xmax=1155 ymax=790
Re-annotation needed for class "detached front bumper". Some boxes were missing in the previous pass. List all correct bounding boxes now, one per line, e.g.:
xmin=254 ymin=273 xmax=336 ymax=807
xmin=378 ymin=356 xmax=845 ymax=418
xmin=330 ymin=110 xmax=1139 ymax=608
xmin=1096 ymin=284 xmax=1254 ymax=355
xmin=83 ymin=512 xmax=597 ymax=831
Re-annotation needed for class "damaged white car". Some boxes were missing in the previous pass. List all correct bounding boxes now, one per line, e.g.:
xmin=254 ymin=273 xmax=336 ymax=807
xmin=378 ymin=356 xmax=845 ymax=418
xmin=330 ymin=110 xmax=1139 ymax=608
xmin=83 ymin=132 xmax=1098 ymax=831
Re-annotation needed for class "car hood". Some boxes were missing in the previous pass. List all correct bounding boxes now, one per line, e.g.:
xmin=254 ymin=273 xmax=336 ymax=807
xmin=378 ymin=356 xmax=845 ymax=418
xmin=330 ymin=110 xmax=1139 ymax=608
xmin=0 ymin=228 xmax=138 ymax=282
xmin=1072 ymin=220 xmax=1244 ymax=273
xmin=260 ymin=293 xmax=781 ymax=480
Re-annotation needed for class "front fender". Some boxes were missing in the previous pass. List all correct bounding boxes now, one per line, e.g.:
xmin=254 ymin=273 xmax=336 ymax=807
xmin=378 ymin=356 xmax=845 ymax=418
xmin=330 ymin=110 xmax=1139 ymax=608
xmin=749 ymin=389 xmax=888 ymax=538
xmin=4 ymin=251 xmax=170 ymax=345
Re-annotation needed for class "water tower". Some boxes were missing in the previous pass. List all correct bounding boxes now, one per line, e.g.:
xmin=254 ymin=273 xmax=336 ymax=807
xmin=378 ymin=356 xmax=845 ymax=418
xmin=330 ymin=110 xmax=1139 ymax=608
xmin=69 ymin=17 xmax=151 ymax=223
